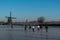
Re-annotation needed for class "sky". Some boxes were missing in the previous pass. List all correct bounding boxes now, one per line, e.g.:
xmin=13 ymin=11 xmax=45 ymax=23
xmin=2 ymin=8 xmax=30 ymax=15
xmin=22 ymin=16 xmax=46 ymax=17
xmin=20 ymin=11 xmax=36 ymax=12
xmin=0 ymin=0 xmax=60 ymax=22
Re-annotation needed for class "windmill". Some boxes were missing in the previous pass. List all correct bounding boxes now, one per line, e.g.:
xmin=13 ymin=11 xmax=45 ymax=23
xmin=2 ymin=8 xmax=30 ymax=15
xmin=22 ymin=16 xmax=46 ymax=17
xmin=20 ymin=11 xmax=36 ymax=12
xmin=5 ymin=11 xmax=16 ymax=28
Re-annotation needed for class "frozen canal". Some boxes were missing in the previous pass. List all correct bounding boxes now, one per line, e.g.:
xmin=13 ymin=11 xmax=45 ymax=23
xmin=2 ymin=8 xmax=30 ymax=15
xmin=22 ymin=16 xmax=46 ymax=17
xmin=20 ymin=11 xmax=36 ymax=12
xmin=0 ymin=25 xmax=60 ymax=40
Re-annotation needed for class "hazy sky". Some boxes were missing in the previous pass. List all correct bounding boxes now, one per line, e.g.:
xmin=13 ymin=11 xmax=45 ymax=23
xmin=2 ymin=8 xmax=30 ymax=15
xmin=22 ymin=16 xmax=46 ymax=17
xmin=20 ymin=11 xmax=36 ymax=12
xmin=0 ymin=0 xmax=60 ymax=22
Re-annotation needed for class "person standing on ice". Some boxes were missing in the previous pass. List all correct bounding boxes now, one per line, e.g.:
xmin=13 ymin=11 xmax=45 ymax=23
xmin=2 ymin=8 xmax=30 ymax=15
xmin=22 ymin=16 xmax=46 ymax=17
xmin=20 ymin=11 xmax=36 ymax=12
xmin=37 ymin=25 xmax=40 ymax=31
xmin=45 ymin=26 xmax=48 ymax=32
xmin=32 ymin=26 xmax=35 ymax=32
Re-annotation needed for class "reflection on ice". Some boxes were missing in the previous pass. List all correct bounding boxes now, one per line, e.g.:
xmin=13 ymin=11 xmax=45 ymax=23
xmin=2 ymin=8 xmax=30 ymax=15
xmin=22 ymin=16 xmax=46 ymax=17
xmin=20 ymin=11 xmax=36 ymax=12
xmin=0 ymin=25 xmax=60 ymax=40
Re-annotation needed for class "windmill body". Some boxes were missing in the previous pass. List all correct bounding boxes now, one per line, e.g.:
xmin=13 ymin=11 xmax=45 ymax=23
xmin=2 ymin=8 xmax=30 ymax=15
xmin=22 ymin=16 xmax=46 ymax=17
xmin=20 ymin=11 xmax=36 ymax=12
xmin=5 ymin=11 xmax=16 ymax=26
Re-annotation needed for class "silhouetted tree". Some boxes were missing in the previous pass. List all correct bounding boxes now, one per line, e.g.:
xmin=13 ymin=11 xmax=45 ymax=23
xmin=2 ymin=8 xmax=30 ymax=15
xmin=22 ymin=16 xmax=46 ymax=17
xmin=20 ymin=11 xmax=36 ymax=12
xmin=37 ymin=17 xmax=45 ymax=29
xmin=38 ymin=17 xmax=45 ymax=23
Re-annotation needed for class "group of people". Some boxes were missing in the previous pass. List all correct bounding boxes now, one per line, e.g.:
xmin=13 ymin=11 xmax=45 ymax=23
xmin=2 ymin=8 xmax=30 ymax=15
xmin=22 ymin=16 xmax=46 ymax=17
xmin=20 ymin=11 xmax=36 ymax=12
xmin=24 ymin=25 xmax=48 ymax=32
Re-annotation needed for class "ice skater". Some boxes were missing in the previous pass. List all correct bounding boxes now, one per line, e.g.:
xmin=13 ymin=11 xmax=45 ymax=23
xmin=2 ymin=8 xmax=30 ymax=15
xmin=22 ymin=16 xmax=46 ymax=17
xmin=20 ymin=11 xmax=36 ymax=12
xmin=25 ymin=25 xmax=27 ymax=30
xmin=37 ymin=25 xmax=40 ymax=31
xmin=29 ymin=25 xmax=31 ymax=30
xmin=45 ymin=26 xmax=48 ymax=32
xmin=32 ymin=26 xmax=35 ymax=32
xmin=40 ymin=25 xmax=43 ymax=29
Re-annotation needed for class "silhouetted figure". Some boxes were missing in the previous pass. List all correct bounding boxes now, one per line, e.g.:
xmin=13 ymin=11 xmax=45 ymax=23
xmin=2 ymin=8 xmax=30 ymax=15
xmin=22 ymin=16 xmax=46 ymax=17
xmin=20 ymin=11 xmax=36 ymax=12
xmin=25 ymin=25 xmax=27 ymax=30
xmin=40 ymin=25 xmax=43 ymax=29
xmin=37 ymin=25 xmax=40 ymax=31
xmin=32 ymin=26 xmax=35 ymax=32
xmin=29 ymin=25 xmax=31 ymax=30
xmin=45 ymin=26 xmax=48 ymax=32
